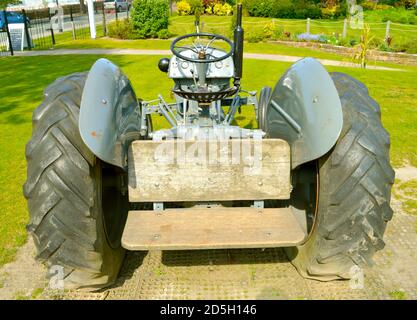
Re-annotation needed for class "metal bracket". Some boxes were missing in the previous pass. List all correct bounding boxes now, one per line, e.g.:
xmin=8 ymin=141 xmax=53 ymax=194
xmin=153 ymin=202 xmax=164 ymax=211
xmin=253 ymin=200 xmax=264 ymax=209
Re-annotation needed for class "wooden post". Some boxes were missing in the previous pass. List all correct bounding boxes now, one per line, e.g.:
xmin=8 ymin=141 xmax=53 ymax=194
xmin=342 ymin=18 xmax=347 ymax=38
xmin=306 ymin=18 xmax=310 ymax=35
xmin=385 ymin=20 xmax=390 ymax=40
xmin=115 ymin=2 xmax=118 ymax=21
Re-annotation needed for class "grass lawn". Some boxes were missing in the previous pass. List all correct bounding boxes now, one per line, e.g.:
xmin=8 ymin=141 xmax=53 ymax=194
xmin=0 ymin=54 xmax=416 ymax=268
xmin=45 ymin=14 xmax=417 ymax=67
xmin=54 ymin=37 xmax=350 ymax=62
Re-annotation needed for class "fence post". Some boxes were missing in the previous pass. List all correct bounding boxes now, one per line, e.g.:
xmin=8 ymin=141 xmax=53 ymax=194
xmin=385 ymin=20 xmax=390 ymax=41
xmin=115 ymin=2 xmax=118 ymax=21
xmin=22 ymin=9 xmax=31 ymax=50
xmin=102 ymin=2 xmax=107 ymax=36
xmin=342 ymin=18 xmax=347 ymax=38
xmin=4 ymin=10 xmax=14 ymax=56
xmin=70 ymin=6 xmax=76 ymax=39
xmin=306 ymin=18 xmax=310 ymax=35
xmin=127 ymin=3 xmax=130 ymax=21
xmin=50 ymin=24 xmax=56 ymax=45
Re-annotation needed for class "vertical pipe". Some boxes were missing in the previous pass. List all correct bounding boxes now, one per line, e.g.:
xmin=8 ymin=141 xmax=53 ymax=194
xmin=306 ymin=18 xmax=310 ymax=35
xmin=233 ymin=4 xmax=244 ymax=86
xmin=22 ymin=9 xmax=31 ymax=50
xmin=87 ymin=0 xmax=96 ymax=39
xmin=4 ymin=11 xmax=13 ymax=56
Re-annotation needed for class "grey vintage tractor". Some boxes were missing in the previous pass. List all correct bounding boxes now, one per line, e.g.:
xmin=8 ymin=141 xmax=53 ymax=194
xmin=24 ymin=5 xmax=394 ymax=290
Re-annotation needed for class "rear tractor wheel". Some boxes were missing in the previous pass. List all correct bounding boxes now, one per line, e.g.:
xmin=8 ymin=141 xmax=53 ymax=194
xmin=286 ymin=72 xmax=395 ymax=280
xmin=24 ymin=73 xmax=131 ymax=290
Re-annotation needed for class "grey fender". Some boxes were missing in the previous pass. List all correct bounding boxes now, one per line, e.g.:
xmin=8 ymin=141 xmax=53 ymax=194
xmin=79 ymin=58 xmax=141 ymax=169
xmin=264 ymin=58 xmax=343 ymax=169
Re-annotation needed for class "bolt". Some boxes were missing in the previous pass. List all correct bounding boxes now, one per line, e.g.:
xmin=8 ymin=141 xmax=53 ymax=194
xmin=153 ymin=234 xmax=160 ymax=240
xmin=102 ymin=99 xmax=107 ymax=104
xmin=155 ymin=182 xmax=159 ymax=187
xmin=313 ymin=97 xmax=318 ymax=103
xmin=258 ymin=181 xmax=263 ymax=186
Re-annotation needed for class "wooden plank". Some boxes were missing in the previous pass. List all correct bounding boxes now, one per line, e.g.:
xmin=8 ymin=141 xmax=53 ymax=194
xmin=121 ymin=207 xmax=306 ymax=250
xmin=128 ymin=139 xmax=291 ymax=202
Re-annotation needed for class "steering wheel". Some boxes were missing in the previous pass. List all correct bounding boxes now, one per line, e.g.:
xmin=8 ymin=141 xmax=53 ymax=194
xmin=170 ymin=32 xmax=234 ymax=64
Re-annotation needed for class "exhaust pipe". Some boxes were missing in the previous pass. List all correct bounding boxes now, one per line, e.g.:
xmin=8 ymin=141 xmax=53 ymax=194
xmin=233 ymin=4 xmax=244 ymax=87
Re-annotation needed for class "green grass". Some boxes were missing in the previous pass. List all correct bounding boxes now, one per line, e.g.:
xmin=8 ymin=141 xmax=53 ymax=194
xmin=364 ymin=7 xmax=417 ymax=25
xmin=389 ymin=290 xmax=407 ymax=300
xmin=54 ymin=37 xmax=353 ymax=63
xmin=0 ymin=54 xmax=416 ymax=268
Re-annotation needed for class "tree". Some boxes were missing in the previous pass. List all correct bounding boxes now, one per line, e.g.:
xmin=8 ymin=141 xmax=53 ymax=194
xmin=0 ymin=0 xmax=21 ymax=10
xmin=79 ymin=0 xmax=87 ymax=14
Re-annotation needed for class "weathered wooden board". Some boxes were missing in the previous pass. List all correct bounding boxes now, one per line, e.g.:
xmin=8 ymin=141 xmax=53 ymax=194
xmin=121 ymin=207 xmax=306 ymax=250
xmin=128 ymin=139 xmax=291 ymax=202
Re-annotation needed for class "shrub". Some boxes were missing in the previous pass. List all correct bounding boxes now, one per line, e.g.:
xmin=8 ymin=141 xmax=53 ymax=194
xmin=222 ymin=2 xmax=233 ymax=15
xmin=189 ymin=0 xmax=203 ymax=15
xmin=212 ymin=3 xmax=223 ymax=15
xmin=157 ymin=29 xmax=172 ymax=39
xmin=400 ymin=0 xmax=416 ymax=9
xmin=107 ymin=19 xmax=134 ymax=39
xmin=246 ymin=30 xmax=266 ymax=43
xmin=131 ymin=0 xmax=169 ymax=38
xmin=263 ymin=22 xmax=275 ymax=39
xmin=177 ymin=0 xmax=192 ymax=15
xmin=362 ymin=1 xmax=377 ymax=11
xmin=242 ymin=0 xmax=323 ymax=19
xmin=213 ymin=2 xmax=233 ymax=16
xmin=376 ymin=4 xmax=393 ymax=10
xmin=393 ymin=40 xmax=417 ymax=54
xmin=321 ymin=4 xmax=346 ymax=19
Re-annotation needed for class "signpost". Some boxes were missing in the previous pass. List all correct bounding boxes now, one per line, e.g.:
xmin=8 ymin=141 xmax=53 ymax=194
xmin=87 ymin=0 xmax=96 ymax=39
xmin=7 ymin=23 xmax=29 ymax=52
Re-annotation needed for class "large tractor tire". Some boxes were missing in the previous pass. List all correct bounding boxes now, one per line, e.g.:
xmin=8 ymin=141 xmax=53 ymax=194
xmin=287 ymin=72 xmax=395 ymax=280
xmin=24 ymin=72 xmax=129 ymax=290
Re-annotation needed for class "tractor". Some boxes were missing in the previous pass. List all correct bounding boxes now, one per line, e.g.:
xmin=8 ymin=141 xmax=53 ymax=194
xmin=24 ymin=5 xmax=394 ymax=290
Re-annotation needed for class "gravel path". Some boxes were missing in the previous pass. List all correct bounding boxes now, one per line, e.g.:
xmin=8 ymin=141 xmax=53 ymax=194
xmin=1 ymin=167 xmax=416 ymax=300
xmin=14 ymin=49 xmax=402 ymax=71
